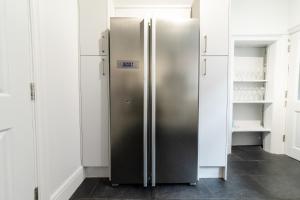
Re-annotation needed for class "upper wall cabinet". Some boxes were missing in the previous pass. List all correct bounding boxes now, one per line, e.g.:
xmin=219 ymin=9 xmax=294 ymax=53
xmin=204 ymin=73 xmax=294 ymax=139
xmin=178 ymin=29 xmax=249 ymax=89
xmin=79 ymin=0 xmax=108 ymax=56
xmin=200 ymin=0 xmax=229 ymax=56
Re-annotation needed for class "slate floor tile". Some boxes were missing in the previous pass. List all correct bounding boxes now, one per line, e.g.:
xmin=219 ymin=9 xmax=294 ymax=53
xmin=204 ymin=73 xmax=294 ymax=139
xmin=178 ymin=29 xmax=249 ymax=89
xmin=152 ymin=182 xmax=213 ymax=199
xmin=250 ymin=175 xmax=300 ymax=200
xmin=70 ymin=146 xmax=300 ymax=200
xmin=92 ymin=180 xmax=151 ymax=199
xmin=70 ymin=178 xmax=100 ymax=200
xmin=202 ymin=178 xmax=243 ymax=199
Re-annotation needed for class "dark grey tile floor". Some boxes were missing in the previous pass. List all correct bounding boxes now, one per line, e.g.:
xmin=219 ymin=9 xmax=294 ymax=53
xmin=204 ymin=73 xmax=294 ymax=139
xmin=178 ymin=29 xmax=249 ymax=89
xmin=70 ymin=146 xmax=300 ymax=200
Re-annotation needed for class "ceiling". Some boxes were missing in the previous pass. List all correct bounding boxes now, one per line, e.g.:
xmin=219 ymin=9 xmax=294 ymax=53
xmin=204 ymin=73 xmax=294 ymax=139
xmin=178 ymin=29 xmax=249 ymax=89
xmin=113 ymin=0 xmax=194 ymax=6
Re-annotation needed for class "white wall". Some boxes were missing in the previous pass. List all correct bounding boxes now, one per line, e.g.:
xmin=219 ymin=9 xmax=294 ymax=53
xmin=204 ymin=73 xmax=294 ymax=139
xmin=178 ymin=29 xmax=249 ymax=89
xmin=289 ymin=0 xmax=300 ymax=31
xmin=113 ymin=0 xmax=193 ymax=6
xmin=32 ymin=0 xmax=83 ymax=199
xmin=231 ymin=0 xmax=289 ymax=35
xmin=113 ymin=6 xmax=191 ymax=18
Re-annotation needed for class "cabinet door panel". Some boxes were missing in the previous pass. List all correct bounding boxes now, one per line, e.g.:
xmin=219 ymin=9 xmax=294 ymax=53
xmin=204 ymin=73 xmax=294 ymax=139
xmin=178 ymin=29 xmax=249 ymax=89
xmin=79 ymin=0 xmax=108 ymax=55
xmin=200 ymin=0 xmax=229 ymax=55
xmin=199 ymin=56 xmax=228 ymax=166
xmin=81 ymin=56 xmax=109 ymax=166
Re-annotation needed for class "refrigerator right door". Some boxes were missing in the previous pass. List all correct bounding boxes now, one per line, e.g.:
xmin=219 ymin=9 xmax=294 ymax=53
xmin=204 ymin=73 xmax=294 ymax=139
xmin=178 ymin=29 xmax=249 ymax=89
xmin=151 ymin=19 xmax=199 ymax=185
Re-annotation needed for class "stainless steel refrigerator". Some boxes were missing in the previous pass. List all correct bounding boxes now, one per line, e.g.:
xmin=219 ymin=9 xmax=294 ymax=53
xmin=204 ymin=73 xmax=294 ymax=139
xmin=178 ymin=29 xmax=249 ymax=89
xmin=110 ymin=18 xmax=199 ymax=187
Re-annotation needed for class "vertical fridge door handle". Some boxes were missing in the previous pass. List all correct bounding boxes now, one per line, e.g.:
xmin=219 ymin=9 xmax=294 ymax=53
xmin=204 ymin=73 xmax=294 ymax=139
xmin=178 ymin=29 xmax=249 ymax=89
xmin=151 ymin=18 xmax=156 ymax=187
xmin=203 ymin=58 xmax=207 ymax=76
xmin=143 ymin=19 xmax=148 ymax=188
xmin=204 ymin=35 xmax=207 ymax=53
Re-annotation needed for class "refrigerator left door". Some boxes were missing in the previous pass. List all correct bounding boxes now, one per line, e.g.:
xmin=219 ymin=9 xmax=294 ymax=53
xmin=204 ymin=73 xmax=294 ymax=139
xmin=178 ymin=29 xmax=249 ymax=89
xmin=110 ymin=18 xmax=149 ymax=186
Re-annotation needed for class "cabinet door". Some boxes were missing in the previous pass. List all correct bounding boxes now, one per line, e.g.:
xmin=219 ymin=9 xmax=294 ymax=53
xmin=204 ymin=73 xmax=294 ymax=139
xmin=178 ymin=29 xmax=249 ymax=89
xmin=79 ymin=0 xmax=108 ymax=56
xmin=200 ymin=0 xmax=229 ymax=56
xmin=81 ymin=56 xmax=109 ymax=167
xmin=199 ymin=56 xmax=228 ymax=166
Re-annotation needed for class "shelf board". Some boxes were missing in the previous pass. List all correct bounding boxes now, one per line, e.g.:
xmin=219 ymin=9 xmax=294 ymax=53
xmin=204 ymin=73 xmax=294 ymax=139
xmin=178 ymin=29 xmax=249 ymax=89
xmin=233 ymin=100 xmax=272 ymax=104
xmin=234 ymin=80 xmax=267 ymax=83
xmin=232 ymin=127 xmax=271 ymax=133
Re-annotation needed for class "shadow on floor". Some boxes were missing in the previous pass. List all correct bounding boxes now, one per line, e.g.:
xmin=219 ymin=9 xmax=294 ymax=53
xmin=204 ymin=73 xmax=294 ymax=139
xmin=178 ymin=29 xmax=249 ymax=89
xmin=70 ymin=146 xmax=300 ymax=200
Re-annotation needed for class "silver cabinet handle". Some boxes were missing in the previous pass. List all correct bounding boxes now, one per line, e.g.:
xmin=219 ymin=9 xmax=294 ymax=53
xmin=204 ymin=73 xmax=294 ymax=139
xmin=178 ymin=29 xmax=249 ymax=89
xmin=101 ymin=34 xmax=105 ymax=54
xmin=204 ymin=35 xmax=207 ymax=53
xmin=203 ymin=58 xmax=207 ymax=76
xmin=102 ymin=58 xmax=105 ymax=76
xmin=99 ymin=58 xmax=105 ymax=79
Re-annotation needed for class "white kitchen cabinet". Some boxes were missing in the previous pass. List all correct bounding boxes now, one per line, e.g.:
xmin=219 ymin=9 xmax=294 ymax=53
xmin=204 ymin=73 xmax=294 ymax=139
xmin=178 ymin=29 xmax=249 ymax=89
xmin=199 ymin=56 xmax=228 ymax=166
xmin=79 ymin=0 xmax=108 ymax=56
xmin=200 ymin=0 xmax=229 ymax=56
xmin=81 ymin=56 xmax=109 ymax=167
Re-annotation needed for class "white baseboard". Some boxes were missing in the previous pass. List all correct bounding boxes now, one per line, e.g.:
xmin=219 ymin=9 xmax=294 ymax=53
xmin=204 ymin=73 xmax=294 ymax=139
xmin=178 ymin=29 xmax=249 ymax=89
xmin=198 ymin=167 xmax=225 ymax=178
xmin=84 ymin=167 xmax=109 ymax=178
xmin=50 ymin=166 xmax=84 ymax=200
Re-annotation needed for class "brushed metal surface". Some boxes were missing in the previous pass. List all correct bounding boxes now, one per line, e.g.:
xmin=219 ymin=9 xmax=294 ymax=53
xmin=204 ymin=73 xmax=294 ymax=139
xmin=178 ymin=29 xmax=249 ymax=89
xmin=153 ymin=19 xmax=199 ymax=184
xmin=142 ymin=18 xmax=149 ymax=187
xmin=110 ymin=18 xmax=146 ymax=184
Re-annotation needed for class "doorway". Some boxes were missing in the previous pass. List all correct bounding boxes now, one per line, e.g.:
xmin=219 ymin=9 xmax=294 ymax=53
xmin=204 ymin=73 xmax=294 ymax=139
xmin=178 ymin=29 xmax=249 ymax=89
xmin=286 ymin=31 xmax=300 ymax=161
xmin=0 ymin=0 xmax=38 ymax=199
xmin=229 ymin=36 xmax=288 ymax=154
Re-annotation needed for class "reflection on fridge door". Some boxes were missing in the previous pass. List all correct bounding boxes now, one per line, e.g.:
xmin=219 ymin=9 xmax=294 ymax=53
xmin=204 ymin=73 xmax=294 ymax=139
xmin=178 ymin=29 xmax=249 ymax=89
xmin=110 ymin=18 xmax=199 ymax=187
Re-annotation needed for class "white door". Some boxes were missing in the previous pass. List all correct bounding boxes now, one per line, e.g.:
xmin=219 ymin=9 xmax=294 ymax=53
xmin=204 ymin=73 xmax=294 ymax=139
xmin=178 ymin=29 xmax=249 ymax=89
xmin=0 ymin=0 xmax=37 ymax=199
xmin=286 ymin=32 xmax=300 ymax=161
xmin=199 ymin=56 xmax=228 ymax=166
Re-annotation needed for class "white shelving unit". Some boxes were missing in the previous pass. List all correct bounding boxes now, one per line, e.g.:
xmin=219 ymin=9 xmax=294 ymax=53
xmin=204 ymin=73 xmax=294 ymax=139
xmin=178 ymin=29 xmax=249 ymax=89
xmin=233 ymin=100 xmax=272 ymax=104
xmin=231 ymin=42 xmax=273 ymax=145
xmin=232 ymin=127 xmax=271 ymax=133
xmin=234 ymin=80 xmax=268 ymax=83
xmin=229 ymin=36 xmax=288 ymax=154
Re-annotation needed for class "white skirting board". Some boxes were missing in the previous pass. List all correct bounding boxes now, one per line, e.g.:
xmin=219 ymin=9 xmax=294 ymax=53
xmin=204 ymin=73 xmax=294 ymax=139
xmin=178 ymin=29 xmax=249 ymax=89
xmin=50 ymin=166 xmax=84 ymax=200
xmin=84 ymin=167 xmax=110 ymax=178
xmin=198 ymin=167 xmax=226 ymax=179
xmin=84 ymin=167 xmax=224 ymax=179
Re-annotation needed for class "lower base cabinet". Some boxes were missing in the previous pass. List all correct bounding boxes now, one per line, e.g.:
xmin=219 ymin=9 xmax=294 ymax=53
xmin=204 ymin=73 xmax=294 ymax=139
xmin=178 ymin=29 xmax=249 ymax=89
xmin=80 ymin=56 xmax=109 ymax=167
xmin=199 ymin=56 xmax=228 ymax=167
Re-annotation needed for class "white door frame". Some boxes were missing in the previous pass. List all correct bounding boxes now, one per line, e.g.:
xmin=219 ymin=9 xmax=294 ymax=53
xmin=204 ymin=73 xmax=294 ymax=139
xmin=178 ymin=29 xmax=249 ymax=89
xmin=28 ymin=0 xmax=50 ymax=199
xmin=227 ymin=35 xmax=288 ymax=154
xmin=285 ymin=31 xmax=300 ymax=161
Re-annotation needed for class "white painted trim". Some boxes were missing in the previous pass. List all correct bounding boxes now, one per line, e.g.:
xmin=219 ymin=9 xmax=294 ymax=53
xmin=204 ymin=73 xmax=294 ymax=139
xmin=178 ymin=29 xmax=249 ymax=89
xmin=198 ymin=167 xmax=225 ymax=178
xmin=107 ymin=0 xmax=112 ymax=181
xmin=84 ymin=167 xmax=109 ymax=178
xmin=228 ymin=35 xmax=288 ymax=154
xmin=114 ymin=5 xmax=191 ymax=9
xmin=50 ymin=167 xmax=84 ymax=200
xmin=224 ymin=0 xmax=231 ymax=178
xmin=28 ymin=0 xmax=51 ymax=199
xmin=227 ymin=38 xmax=235 ymax=155
xmin=231 ymin=34 xmax=287 ymax=42
xmin=289 ymin=24 xmax=300 ymax=35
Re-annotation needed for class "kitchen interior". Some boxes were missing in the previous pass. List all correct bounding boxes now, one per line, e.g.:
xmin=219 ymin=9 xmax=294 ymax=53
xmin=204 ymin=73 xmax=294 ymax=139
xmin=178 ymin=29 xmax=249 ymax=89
xmin=73 ymin=0 xmax=300 ymax=199
xmin=1 ymin=0 xmax=300 ymax=199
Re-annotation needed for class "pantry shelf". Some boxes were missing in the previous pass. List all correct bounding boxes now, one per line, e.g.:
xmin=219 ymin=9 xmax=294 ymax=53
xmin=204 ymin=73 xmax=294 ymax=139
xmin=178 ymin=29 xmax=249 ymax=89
xmin=233 ymin=100 xmax=272 ymax=104
xmin=232 ymin=127 xmax=271 ymax=133
xmin=234 ymin=80 xmax=268 ymax=83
